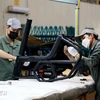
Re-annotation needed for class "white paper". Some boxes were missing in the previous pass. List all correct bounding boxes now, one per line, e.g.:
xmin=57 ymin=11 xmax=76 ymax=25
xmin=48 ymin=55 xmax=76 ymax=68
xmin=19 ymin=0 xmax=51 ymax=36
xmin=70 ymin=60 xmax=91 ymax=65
xmin=68 ymin=46 xmax=78 ymax=57
xmin=23 ymin=62 xmax=30 ymax=66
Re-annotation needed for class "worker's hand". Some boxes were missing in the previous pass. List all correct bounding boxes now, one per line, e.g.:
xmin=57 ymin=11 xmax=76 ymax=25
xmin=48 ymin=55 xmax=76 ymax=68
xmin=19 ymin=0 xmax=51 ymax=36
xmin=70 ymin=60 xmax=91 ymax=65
xmin=75 ymin=53 xmax=80 ymax=60
xmin=13 ymin=56 xmax=17 ymax=61
xmin=64 ymin=45 xmax=76 ymax=61
xmin=63 ymin=45 xmax=70 ymax=56
xmin=9 ymin=56 xmax=16 ymax=61
xmin=23 ymin=62 xmax=30 ymax=66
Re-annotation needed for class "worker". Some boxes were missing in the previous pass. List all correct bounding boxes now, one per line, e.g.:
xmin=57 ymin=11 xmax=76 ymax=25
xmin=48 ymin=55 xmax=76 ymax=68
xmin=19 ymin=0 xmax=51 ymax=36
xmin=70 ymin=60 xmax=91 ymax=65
xmin=0 ymin=18 xmax=22 ymax=81
xmin=64 ymin=29 xmax=100 ymax=100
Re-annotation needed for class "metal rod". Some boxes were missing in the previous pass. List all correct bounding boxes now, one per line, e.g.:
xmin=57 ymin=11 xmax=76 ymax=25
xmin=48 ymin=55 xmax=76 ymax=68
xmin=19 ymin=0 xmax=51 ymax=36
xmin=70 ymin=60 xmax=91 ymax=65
xmin=19 ymin=19 xmax=32 ymax=56
xmin=75 ymin=0 xmax=80 ymax=36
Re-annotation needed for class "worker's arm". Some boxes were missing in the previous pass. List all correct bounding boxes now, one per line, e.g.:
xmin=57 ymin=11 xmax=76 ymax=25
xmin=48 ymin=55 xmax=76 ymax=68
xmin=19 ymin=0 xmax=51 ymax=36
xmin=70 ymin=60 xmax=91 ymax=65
xmin=0 ymin=50 xmax=16 ymax=60
xmin=75 ymin=42 xmax=100 ymax=68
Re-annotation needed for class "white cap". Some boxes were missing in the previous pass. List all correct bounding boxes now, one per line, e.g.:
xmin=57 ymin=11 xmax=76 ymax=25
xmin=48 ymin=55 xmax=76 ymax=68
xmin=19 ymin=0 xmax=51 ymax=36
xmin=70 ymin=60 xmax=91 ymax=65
xmin=7 ymin=18 xmax=22 ymax=29
xmin=75 ymin=29 xmax=98 ymax=43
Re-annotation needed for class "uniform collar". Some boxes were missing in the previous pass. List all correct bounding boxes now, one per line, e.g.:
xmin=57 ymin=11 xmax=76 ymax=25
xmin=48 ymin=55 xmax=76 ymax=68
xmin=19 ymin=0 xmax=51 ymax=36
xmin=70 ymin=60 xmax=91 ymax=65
xmin=3 ymin=35 xmax=19 ymax=48
xmin=91 ymin=40 xmax=98 ymax=51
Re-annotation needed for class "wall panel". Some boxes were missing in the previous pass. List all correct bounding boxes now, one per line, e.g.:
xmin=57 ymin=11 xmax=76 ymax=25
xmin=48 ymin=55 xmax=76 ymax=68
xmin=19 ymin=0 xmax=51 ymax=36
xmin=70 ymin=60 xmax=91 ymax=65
xmin=0 ymin=0 xmax=100 ymax=35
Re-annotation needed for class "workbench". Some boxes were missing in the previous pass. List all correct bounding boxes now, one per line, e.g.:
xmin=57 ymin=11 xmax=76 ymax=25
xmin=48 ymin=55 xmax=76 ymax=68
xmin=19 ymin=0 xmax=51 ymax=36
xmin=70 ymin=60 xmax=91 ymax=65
xmin=0 ymin=76 xmax=95 ymax=100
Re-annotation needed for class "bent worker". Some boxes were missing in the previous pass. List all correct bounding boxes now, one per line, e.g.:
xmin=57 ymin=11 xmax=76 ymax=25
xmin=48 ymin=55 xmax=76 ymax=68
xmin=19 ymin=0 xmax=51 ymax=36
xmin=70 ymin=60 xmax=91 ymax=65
xmin=64 ymin=29 xmax=100 ymax=100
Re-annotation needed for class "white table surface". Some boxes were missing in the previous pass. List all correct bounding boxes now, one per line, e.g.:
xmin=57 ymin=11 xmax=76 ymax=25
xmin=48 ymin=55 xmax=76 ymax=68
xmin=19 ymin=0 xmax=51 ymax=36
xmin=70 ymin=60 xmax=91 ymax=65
xmin=0 ymin=76 xmax=95 ymax=100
